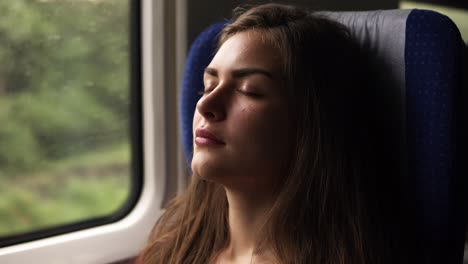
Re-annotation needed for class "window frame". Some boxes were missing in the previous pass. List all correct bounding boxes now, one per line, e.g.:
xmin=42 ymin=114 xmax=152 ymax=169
xmin=0 ymin=0 xmax=183 ymax=262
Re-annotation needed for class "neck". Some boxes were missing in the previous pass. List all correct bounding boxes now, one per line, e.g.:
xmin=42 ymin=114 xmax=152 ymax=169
xmin=220 ymin=186 xmax=274 ymax=262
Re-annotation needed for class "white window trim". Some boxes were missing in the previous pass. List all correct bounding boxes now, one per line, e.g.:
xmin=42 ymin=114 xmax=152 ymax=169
xmin=0 ymin=0 xmax=185 ymax=262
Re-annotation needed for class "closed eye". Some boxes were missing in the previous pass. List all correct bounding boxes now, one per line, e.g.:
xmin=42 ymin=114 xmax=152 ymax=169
xmin=199 ymin=80 xmax=217 ymax=96
xmin=237 ymin=89 xmax=263 ymax=98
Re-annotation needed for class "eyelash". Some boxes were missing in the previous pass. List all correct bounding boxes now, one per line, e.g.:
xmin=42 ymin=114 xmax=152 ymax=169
xmin=236 ymin=89 xmax=263 ymax=98
xmin=198 ymin=85 xmax=263 ymax=99
xmin=198 ymin=81 xmax=216 ymax=96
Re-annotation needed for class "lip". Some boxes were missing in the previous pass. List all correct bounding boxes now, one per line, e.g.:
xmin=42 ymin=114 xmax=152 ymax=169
xmin=194 ymin=128 xmax=225 ymax=146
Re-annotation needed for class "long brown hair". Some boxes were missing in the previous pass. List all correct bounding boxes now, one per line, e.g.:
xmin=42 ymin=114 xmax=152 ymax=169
xmin=137 ymin=3 xmax=409 ymax=263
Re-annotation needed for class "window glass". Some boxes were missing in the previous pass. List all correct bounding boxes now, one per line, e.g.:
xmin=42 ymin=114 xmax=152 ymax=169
xmin=0 ymin=0 xmax=131 ymax=238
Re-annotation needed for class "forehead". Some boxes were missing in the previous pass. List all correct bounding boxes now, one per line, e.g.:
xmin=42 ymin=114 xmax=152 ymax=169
xmin=209 ymin=30 xmax=283 ymax=73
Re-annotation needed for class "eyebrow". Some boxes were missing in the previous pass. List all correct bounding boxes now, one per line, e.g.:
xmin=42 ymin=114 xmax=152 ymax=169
xmin=204 ymin=67 xmax=273 ymax=80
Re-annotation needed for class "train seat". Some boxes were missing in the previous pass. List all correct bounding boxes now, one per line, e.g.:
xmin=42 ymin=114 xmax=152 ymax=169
xmin=179 ymin=9 xmax=467 ymax=263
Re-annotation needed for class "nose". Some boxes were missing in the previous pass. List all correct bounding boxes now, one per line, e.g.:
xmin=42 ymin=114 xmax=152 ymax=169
xmin=195 ymin=84 xmax=227 ymax=122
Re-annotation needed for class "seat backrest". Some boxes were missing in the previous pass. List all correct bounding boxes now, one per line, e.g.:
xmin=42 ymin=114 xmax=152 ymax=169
xmin=179 ymin=9 xmax=467 ymax=263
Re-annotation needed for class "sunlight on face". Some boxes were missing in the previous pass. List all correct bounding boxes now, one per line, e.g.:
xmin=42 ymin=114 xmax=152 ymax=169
xmin=191 ymin=30 xmax=293 ymax=192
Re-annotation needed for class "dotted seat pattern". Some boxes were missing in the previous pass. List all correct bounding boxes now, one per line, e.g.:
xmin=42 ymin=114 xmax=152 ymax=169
xmin=180 ymin=22 xmax=227 ymax=164
xmin=405 ymin=9 xmax=465 ymax=263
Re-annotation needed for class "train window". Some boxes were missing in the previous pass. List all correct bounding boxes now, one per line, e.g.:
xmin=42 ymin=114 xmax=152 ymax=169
xmin=0 ymin=0 xmax=138 ymax=244
xmin=0 ymin=0 xmax=178 ymax=262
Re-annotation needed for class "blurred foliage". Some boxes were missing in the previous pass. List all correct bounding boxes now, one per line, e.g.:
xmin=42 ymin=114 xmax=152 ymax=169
xmin=0 ymin=171 xmax=130 ymax=236
xmin=0 ymin=0 xmax=132 ymax=238
xmin=0 ymin=0 xmax=130 ymax=175
xmin=0 ymin=142 xmax=131 ymax=236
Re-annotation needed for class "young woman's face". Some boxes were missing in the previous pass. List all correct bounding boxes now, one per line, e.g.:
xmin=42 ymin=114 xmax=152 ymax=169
xmin=192 ymin=30 xmax=293 ymax=191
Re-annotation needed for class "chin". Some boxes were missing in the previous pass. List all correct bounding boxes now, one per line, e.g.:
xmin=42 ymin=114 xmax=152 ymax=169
xmin=191 ymin=157 xmax=233 ymax=185
xmin=192 ymin=156 xmax=219 ymax=178
xmin=192 ymin=165 xmax=222 ymax=182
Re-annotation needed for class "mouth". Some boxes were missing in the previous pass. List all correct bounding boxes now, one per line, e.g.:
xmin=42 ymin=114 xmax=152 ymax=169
xmin=194 ymin=128 xmax=225 ymax=146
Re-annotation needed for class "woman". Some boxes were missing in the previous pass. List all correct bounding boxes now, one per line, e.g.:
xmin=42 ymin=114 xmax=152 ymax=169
xmin=138 ymin=3 xmax=409 ymax=263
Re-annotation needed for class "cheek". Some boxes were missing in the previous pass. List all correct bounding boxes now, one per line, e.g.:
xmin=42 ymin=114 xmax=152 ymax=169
xmin=260 ymin=113 xmax=291 ymax=153
xmin=234 ymin=104 xmax=292 ymax=154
